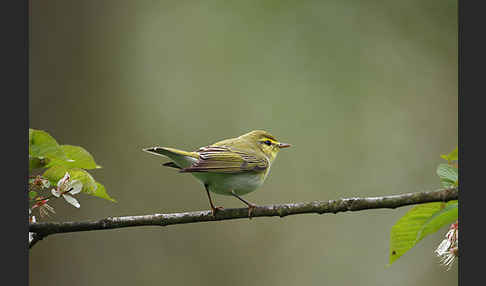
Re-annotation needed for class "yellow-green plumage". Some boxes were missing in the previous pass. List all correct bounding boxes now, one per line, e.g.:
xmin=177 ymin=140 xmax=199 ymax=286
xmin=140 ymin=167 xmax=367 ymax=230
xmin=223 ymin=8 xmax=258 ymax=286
xmin=143 ymin=130 xmax=291 ymax=215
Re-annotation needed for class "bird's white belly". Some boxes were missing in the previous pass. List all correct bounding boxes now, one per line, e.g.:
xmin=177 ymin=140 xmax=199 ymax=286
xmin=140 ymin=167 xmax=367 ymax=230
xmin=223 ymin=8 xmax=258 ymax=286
xmin=192 ymin=172 xmax=266 ymax=196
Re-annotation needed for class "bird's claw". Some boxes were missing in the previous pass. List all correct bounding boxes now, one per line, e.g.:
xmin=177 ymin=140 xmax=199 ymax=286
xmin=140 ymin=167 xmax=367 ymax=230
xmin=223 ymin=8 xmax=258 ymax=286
xmin=211 ymin=206 xmax=224 ymax=216
xmin=247 ymin=204 xmax=257 ymax=219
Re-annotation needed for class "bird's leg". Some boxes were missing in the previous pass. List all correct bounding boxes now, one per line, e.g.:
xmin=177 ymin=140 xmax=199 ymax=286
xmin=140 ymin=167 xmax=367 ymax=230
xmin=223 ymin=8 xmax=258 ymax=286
xmin=205 ymin=184 xmax=224 ymax=216
xmin=231 ymin=190 xmax=257 ymax=219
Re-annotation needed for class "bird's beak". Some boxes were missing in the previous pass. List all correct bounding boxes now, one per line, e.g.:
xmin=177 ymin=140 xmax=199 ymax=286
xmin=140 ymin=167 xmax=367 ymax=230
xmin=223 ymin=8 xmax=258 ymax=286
xmin=278 ymin=142 xmax=291 ymax=149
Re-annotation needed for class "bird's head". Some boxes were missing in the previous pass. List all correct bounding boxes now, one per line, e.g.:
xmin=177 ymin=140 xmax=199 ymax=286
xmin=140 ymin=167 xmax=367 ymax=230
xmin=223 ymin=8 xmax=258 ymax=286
xmin=240 ymin=130 xmax=291 ymax=161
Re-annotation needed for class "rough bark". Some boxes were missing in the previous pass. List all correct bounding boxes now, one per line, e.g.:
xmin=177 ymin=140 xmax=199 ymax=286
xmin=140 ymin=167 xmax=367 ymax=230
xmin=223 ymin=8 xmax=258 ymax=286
xmin=29 ymin=188 xmax=458 ymax=249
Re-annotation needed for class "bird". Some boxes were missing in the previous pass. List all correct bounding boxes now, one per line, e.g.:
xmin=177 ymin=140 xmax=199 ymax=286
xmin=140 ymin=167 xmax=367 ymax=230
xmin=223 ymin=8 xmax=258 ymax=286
xmin=143 ymin=130 xmax=291 ymax=218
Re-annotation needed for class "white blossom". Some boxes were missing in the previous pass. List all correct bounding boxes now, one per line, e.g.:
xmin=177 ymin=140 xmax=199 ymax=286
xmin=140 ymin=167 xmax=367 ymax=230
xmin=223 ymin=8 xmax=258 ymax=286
xmin=29 ymin=211 xmax=36 ymax=243
xmin=435 ymin=221 xmax=458 ymax=270
xmin=51 ymin=172 xmax=83 ymax=208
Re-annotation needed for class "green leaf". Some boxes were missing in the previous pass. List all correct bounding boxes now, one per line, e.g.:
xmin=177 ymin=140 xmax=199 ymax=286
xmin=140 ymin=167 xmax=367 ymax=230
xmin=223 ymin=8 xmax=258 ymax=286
xmin=70 ymin=169 xmax=98 ymax=195
xmin=437 ymin=164 xmax=458 ymax=182
xmin=43 ymin=166 xmax=115 ymax=202
xmin=389 ymin=202 xmax=455 ymax=265
xmin=29 ymin=191 xmax=38 ymax=200
xmin=42 ymin=165 xmax=68 ymax=185
xmin=416 ymin=200 xmax=458 ymax=242
xmin=437 ymin=164 xmax=458 ymax=187
xmin=29 ymin=129 xmax=68 ymax=167
xmin=46 ymin=145 xmax=100 ymax=170
xmin=93 ymin=182 xmax=116 ymax=202
xmin=29 ymin=157 xmax=47 ymax=171
xmin=43 ymin=166 xmax=96 ymax=193
xmin=440 ymin=147 xmax=458 ymax=163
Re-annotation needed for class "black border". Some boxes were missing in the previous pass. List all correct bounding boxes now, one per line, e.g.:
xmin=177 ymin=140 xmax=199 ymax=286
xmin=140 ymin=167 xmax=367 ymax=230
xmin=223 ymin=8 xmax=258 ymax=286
xmin=3 ymin=0 xmax=28 ymax=285
xmin=459 ymin=1 xmax=484 ymax=286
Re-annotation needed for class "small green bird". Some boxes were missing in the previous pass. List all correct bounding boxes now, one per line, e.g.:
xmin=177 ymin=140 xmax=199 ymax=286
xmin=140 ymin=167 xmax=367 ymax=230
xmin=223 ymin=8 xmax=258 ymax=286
xmin=143 ymin=130 xmax=291 ymax=217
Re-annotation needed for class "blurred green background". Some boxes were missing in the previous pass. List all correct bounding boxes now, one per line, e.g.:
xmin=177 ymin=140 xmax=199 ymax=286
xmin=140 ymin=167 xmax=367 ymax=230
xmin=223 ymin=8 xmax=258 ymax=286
xmin=29 ymin=0 xmax=457 ymax=285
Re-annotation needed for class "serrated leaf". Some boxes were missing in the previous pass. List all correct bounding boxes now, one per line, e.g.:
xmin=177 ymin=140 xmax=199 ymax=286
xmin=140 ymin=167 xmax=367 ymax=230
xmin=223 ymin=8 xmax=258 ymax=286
xmin=416 ymin=201 xmax=458 ymax=242
xmin=29 ymin=129 xmax=67 ymax=160
xmin=437 ymin=163 xmax=458 ymax=187
xmin=389 ymin=202 xmax=450 ymax=265
xmin=46 ymin=145 xmax=100 ymax=170
xmin=92 ymin=182 xmax=116 ymax=202
xmin=29 ymin=191 xmax=38 ymax=200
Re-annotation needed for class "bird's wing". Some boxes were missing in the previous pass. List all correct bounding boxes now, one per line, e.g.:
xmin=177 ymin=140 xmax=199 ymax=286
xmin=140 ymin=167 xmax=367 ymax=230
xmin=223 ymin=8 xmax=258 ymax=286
xmin=180 ymin=146 xmax=268 ymax=173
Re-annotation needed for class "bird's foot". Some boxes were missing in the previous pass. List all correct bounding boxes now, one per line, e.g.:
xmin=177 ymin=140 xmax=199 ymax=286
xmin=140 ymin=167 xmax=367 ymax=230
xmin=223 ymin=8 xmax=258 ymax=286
xmin=229 ymin=190 xmax=257 ymax=219
xmin=247 ymin=203 xmax=257 ymax=219
xmin=211 ymin=206 xmax=225 ymax=216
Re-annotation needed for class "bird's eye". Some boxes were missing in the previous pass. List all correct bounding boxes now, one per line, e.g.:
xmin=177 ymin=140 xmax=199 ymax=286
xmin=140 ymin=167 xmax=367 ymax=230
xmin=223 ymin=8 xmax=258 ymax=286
xmin=263 ymin=140 xmax=272 ymax=146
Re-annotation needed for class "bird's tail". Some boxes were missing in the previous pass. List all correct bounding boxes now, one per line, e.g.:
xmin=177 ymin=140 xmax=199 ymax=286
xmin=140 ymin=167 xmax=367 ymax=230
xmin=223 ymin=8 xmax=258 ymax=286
xmin=162 ymin=162 xmax=181 ymax=169
xmin=143 ymin=146 xmax=198 ymax=169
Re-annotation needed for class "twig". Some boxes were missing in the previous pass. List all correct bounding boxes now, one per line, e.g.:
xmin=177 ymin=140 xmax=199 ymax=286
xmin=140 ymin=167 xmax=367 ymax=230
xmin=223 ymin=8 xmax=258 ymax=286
xmin=29 ymin=188 xmax=458 ymax=249
xmin=29 ymin=233 xmax=43 ymax=249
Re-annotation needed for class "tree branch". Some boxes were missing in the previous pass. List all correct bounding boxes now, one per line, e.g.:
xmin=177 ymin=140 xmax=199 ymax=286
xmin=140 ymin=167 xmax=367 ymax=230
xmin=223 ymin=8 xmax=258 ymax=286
xmin=29 ymin=188 xmax=458 ymax=249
